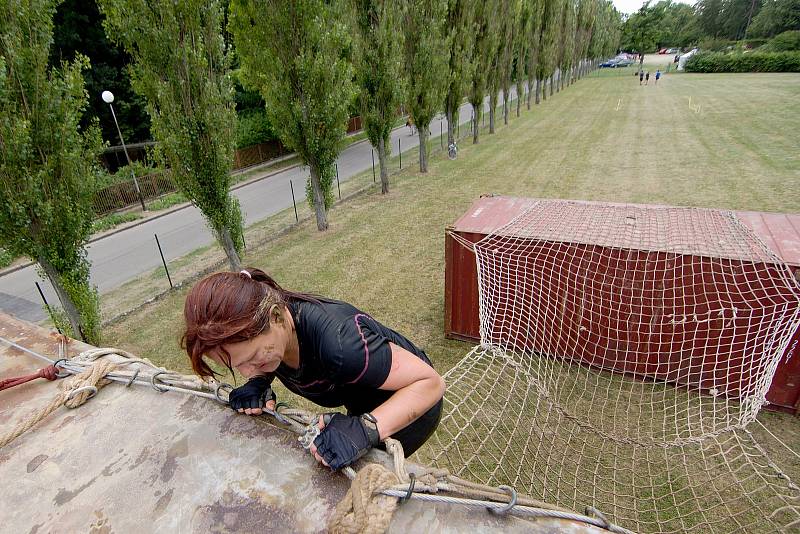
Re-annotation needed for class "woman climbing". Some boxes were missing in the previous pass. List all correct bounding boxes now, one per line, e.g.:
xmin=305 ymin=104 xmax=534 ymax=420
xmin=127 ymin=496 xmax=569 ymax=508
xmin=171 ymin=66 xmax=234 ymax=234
xmin=181 ymin=268 xmax=446 ymax=470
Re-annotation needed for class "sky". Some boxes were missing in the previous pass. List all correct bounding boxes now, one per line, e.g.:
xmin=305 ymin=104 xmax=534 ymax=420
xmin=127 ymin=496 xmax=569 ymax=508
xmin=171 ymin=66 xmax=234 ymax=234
xmin=612 ymin=0 xmax=697 ymax=15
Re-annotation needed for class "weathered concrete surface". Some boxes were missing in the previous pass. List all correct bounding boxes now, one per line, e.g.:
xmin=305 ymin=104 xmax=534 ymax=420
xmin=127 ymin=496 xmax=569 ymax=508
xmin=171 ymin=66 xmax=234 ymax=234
xmin=0 ymin=313 xmax=602 ymax=533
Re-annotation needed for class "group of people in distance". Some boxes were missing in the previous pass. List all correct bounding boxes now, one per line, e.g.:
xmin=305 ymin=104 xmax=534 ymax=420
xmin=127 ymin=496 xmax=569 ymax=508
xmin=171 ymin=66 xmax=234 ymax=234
xmin=639 ymin=69 xmax=662 ymax=86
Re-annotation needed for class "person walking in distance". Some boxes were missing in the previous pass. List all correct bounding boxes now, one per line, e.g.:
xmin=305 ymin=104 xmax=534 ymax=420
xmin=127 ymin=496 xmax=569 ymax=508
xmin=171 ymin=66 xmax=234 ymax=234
xmin=655 ymin=69 xmax=661 ymax=85
xmin=639 ymin=70 xmax=644 ymax=85
xmin=645 ymin=71 xmax=650 ymax=85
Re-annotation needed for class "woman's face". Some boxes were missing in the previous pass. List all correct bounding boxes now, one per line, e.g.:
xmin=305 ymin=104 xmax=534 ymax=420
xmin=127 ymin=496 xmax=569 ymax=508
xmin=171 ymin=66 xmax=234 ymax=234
xmin=213 ymin=314 xmax=291 ymax=378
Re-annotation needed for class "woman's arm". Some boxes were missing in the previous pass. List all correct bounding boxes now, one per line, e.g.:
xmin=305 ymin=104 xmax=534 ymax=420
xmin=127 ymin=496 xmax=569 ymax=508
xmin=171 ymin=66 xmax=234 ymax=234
xmin=309 ymin=342 xmax=445 ymax=467
xmin=371 ymin=343 xmax=446 ymax=439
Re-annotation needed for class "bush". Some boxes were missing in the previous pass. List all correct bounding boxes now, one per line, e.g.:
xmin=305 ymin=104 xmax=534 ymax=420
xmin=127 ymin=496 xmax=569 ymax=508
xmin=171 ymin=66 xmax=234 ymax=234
xmin=0 ymin=247 xmax=13 ymax=269
xmin=698 ymin=38 xmax=737 ymax=52
xmin=763 ymin=31 xmax=800 ymax=51
xmin=236 ymin=109 xmax=276 ymax=149
xmin=685 ymin=51 xmax=800 ymax=72
xmin=95 ymin=160 xmax=160 ymax=189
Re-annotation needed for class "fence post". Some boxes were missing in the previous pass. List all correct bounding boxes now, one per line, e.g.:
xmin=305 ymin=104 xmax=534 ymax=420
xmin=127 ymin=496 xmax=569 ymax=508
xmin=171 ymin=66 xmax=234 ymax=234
xmin=398 ymin=138 xmax=402 ymax=169
xmin=154 ymin=234 xmax=173 ymax=289
xmin=34 ymin=281 xmax=62 ymax=334
xmin=290 ymin=180 xmax=298 ymax=222
xmin=371 ymin=149 xmax=376 ymax=183
xmin=335 ymin=163 xmax=341 ymax=199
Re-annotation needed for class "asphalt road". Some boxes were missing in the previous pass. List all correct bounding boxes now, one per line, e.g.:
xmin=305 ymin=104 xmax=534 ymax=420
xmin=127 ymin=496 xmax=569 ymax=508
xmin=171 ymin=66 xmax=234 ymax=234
xmin=1 ymin=88 xmax=520 ymax=323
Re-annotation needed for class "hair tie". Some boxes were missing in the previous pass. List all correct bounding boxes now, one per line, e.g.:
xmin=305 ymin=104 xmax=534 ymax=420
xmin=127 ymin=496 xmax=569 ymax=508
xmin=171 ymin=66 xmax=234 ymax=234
xmin=240 ymin=270 xmax=252 ymax=279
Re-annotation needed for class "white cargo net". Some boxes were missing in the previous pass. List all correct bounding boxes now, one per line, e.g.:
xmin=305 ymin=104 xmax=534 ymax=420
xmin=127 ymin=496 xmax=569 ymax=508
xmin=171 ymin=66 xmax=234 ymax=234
xmin=426 ymin=199 xmax=800 ymax=532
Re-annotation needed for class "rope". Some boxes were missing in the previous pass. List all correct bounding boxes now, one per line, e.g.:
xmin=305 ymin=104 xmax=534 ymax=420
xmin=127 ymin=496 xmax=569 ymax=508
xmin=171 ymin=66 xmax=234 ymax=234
xmin=0 ymin=365 xmax=58 ymax=391
xmin=328 ymin=463 xmax=400 ymax=534
xmin=0 ymin=358 xmax=118 ymax=448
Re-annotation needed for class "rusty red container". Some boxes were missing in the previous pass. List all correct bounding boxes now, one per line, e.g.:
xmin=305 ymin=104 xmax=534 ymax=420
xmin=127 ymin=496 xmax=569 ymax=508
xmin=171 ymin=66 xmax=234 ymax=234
xmin=445 ymin=196 xmax=800 ymax=414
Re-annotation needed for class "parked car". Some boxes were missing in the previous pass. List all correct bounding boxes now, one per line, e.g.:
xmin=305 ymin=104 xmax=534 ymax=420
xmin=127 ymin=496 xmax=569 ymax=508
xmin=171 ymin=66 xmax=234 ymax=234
xmin=615 ymin=58 xmax=635 ymax=67
xmin=599 ymin=58 xmax=621 ymax=68
xmin=666 ymin=48 xmax=679 ymax=54
xmin=658 ymin=48 xmax=668 ymax=54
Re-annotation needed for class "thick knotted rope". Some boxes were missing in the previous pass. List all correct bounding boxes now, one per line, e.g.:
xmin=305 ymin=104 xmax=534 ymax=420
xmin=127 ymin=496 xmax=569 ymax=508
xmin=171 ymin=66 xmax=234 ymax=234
xmin=328 ymin=463 xmax=401 ymax=534
xmin=0 ymin=358 xmax=118 ymax=448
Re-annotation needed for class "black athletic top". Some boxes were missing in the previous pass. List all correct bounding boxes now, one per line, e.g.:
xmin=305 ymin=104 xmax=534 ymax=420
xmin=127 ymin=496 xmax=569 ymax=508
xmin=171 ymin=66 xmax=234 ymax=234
xmin=271 ymin=298 xmax=433 ymax=409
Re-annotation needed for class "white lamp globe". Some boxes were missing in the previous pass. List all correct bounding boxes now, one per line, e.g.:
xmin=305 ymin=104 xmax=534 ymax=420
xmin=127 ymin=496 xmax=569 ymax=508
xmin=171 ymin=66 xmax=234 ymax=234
xmin=101 ymin=91 xmax=114 ymax=104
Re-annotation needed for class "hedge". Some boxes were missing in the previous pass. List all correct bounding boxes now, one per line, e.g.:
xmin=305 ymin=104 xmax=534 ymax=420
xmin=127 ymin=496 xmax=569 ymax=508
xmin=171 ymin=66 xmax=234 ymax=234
xmin=685 ymin=51 xmax=800 ymax=72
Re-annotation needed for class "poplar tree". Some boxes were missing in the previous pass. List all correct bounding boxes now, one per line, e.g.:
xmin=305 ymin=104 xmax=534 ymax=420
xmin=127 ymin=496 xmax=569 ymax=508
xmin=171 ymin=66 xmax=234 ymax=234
xmin=487 ymin=0 xmax=512 ymax=133
xmin=444 ymin=0 xmax=476 ymax=155
xmin=350 ymin=0 xmax=404 ymax=194
xmin=558 ymin=0 xmax=577 ymax=90
xmin=499 ymin=0 xmax=520 ymax=126
xmin=468 ymin=2 xmax=499 ymax=143
xmin=526 ymin=0 xmax=546 ymax=108
xmin=230 ymin=0 xmax=354 ymax=231
xmin=573 ymin=0 xmax=596 ymax=79
xmin=0 ymin=0 xmax=103 ymax=342
xmin=538 ymin=0 xmax=563 ymax=99
xmin=515 ymin=0 xmax=532 ymax=117
xmin=401 ymin=0 xmax=449 ymax=173
xmin=99 ymin=0 xmax=244 ymax=268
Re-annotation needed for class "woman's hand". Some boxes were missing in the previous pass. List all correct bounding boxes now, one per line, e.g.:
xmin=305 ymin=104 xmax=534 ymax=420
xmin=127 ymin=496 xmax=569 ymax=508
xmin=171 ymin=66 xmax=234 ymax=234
xmin=228 ymin=375 xmax=276 ymax=415
xmin=309 ymin=414 xmax=380 ymax=469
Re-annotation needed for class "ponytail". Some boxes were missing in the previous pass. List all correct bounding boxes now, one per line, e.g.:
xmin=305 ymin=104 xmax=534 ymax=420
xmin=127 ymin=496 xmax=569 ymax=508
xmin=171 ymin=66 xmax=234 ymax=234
xmin=241 ymin=267 xmax=320 ymax=304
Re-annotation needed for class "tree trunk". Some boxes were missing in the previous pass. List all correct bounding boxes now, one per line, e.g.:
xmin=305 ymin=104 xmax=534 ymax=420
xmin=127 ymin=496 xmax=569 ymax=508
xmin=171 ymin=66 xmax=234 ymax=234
xmin=550 ymin=76 xmax=554 ymax=96
xmin=418 ymin=125 xmax=429 ymax=173
xmin=489 ymin=92 xmax=497 ymax=134
xmin=38 ymin=255 xmax=85 ymax=342
xmin=535 ymin=78 xmax=541 ymax=104
xmin=309 ymin=164 xmax=329 ymax=231
xmin=502 ymin=88 xmax=508 ymax=126
xmin=555 ymin=70 xmax=560 ymax=93
xmin=377 ymin=136 xmax=389 ymax=194
xmin=219 ymin=226 xmax=241 ymax=271
xmin=446 ymin=107 xmax=455 ymax=151
xmin=526 ymin=77 xmax=533 ymax=109
xmin=472 ymin=102 xmax=481 ymax=144
xmin=516 ymin=80 xmax=522 ymax=117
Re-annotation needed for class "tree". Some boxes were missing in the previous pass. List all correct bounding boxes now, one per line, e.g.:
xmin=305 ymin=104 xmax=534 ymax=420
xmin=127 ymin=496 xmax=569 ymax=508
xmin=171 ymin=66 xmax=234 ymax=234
xmin=0 ymin=0 xmax=103 ymax=343
xmin=696 ymin=0 xmax=725 ymax=38
xmin=749 ymin=0 xmax=800 ymax=37
xmin=401 ymin=0 xmax=449 ymax=173
xmin=468 ymin=2 xmax=500 ymax=143
xmin=557 ymin=0 xmax=577 ymax=90
xmin=515 ymin=0 xmax=533 ymax=116
xmin=539 ymin=0 xmax=564 ymax=98
xmin=99 ymin=0 xmax=244 ymax=268
xmin=499 ymin=0 xmax=520 ymax=125
xmin=574 ymin=0 xmax=597 ymax=79
xmin=720 ymin=0 xmax=762 ymax=40
xmin=230 ymin=0 xmax=354 ymax=231
xmin=350 ymin=0 xmax=404 ymax=194
xmin=444 ymin=0 xmax=476 ymax=154
xmin=525 ymin=0 xmax=546 ymax=108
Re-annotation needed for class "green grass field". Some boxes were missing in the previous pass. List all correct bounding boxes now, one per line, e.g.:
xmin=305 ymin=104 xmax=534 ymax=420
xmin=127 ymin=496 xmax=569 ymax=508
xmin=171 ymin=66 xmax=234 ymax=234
xmin=102 ymin=64 xmax=800 ymax=530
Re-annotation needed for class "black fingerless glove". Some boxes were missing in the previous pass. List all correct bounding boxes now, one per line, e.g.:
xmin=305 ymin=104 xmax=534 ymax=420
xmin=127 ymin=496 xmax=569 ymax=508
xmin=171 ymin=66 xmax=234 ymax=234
xmin=228 ymin=375 xmax=276 ymax=411
xmin=313 ymin=413 xmax=381 ymax=470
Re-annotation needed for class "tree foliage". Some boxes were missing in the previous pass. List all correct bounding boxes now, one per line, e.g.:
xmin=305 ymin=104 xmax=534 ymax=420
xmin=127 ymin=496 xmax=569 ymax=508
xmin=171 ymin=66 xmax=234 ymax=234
xmin=468 ymin=1 xmax=500 ymax=143
xmin=401 ymin=0 xmax=449 ymax=172
xmin=749 ymin=0 xmax=800 ymax=37
xmin=99 ymin=0 xmax=244 ymax=269
xmin=350 ymin=0 xmax=404 ymax=193
xmin=50 ymin=0 xmax=150 ymax=145
xmin=444 ymin=0 xmax=476 ymax=150
xmin=230 ymin=0 xmax=354 ymax=230
xmin=0 ymin=0 xmax=103 ymax=342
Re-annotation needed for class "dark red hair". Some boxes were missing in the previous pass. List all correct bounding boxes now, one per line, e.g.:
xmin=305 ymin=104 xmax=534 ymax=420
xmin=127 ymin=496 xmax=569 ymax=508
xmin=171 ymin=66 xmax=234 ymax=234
xmin=181 ymin=268 xmax=315 ymax=378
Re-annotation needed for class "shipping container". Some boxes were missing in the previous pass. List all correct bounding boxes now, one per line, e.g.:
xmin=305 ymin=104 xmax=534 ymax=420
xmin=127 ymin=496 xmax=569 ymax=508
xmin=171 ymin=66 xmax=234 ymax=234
xmin=445 ymin=196 xmax=800 ymax=414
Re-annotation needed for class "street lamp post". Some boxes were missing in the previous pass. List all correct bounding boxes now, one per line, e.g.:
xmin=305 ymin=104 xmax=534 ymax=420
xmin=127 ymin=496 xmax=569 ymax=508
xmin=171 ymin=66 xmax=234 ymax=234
xmin=102 ymin=90 xmax=147 ymax=211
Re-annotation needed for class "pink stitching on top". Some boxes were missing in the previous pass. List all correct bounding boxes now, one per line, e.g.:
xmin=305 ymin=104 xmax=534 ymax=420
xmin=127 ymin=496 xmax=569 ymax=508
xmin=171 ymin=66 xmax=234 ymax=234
xmin=348 ymin=314 xmax=371 ymax=384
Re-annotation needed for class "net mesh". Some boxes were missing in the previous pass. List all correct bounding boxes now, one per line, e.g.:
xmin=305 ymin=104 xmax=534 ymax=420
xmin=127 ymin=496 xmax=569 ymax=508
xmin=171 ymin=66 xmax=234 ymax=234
xmin=426 ymin=200 xmax=800 ymax=532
